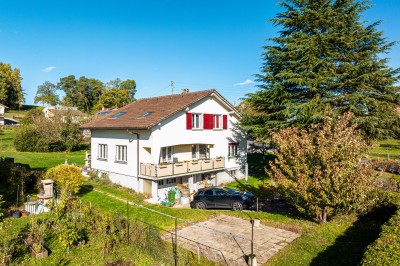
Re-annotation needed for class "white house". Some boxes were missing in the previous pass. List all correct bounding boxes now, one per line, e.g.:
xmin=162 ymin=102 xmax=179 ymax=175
xmin=81 ymin=90 xmax=247 ymax=199
xmin=43 ymin=105 xmax=86 ymax=123
xmin=0 ymin=103 xmax=7 ymax=125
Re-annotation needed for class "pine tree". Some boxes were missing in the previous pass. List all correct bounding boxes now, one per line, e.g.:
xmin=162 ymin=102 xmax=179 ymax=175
xmin=243 ymin=0 xmax=400 ymax=139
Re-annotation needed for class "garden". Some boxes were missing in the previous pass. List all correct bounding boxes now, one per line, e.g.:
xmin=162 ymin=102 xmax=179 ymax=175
xmin=1 ymin=124 xmax=400 ymax=265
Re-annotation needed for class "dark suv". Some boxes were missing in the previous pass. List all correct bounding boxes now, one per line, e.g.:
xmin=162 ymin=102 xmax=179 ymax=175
xmin=190 ymin=186 xmax=254 ymax=211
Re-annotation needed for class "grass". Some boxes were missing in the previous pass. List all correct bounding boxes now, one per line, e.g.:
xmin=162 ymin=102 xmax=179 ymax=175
xmin=0 ymin=127 xmax=86 ymax=170
xmin=369 ymin=139 xmax=400 ymax=160
xmin=80 ymin=178 xmax=395 ymax=266
xmin=3 ymin=105 xmax=41 ymax=119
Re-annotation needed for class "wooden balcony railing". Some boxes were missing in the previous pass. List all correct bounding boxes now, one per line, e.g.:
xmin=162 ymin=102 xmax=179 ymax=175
xmin=140 ymin=157 xmax=225 ymax=178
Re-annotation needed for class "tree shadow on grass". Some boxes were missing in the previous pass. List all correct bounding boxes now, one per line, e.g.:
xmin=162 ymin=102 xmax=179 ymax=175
xmin=77 ymin=185 xmax=94 ymax=197
xmin=310 ymin=204 xmax=397 ymax=266
xmin=233 ymin=178 xmax=313 ymax=222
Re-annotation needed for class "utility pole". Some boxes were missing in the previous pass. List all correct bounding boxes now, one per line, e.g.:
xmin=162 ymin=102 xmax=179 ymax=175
xmin=171 ymin=81 xmax=174 ymax=95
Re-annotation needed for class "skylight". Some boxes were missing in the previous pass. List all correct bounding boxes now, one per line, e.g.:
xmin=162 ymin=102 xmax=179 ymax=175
xmin=111 ymin=112 xmax=126 ymax=118
xmin=139 ymin=111 xmax=153 ymax=118
xmin=98 ymin=111 xmax=111 ymax=115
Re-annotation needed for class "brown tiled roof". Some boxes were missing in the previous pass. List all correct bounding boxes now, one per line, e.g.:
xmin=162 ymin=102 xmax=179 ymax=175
xmin=50 ymin=109 xmax=86 ymax=117
xmin=81 ymin=90 xmax=227 ymax=130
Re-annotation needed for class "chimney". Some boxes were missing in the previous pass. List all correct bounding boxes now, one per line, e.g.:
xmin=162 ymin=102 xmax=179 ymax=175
xmin=181 ymin=88 xmax=190 ymax=94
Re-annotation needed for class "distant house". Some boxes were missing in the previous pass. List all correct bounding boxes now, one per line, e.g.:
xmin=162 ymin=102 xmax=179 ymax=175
xmin=43 ymin=105 xmax=87 ymax=123
xmin=0 ymin=103 xmax=7 ymax=125
xmin=81 ymin=89 xmax=247 ymax=199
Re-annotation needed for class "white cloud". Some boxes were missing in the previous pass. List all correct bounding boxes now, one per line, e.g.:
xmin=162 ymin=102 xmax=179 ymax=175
xmin=42 ymin=66 xmax=56 ymax=73
xmin=234 ymin=79 xmax=254 ymax=86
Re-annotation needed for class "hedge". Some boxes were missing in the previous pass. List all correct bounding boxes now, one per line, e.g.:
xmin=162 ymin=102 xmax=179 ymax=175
xmin=361 ymin=199 xmax=400 ymax=265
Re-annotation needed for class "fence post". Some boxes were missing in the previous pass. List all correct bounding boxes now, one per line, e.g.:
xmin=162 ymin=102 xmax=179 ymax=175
xmin=126 ymin=200 xmax=130 ymax=246
xmin=174 ymin=217 xmax=178 ymax=266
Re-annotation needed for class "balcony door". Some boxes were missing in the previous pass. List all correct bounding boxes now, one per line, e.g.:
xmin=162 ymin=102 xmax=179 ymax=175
xmin=192 ymin=144 xmax=209 ymax=160
xmin=160 ymin=146 xmax=173 ymax=163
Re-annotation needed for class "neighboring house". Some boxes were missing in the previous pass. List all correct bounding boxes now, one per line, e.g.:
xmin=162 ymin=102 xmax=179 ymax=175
xmin=81 ymin=89 xmax=247 ymax=199
xmin=43 ymin=105 xmax=87 ymax=123
xmin=0 ymin=103 xmax=7 ymax=125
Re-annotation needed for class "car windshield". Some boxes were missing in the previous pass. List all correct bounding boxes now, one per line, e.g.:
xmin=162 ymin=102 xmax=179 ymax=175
xmin=222 ymin=187 xmax=240 ymax=194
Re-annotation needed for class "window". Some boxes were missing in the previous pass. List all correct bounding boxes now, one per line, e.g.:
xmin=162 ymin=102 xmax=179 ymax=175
xmin=116 ymin=145 xmax=127 ymax=162
xmin=139 ymin=111 xmax=153 ymax=118
xmin=192 ymin=113 xmax=202 ymax=129
xmin=111 ymin=112 xmax=126 ymax=118
xmin=187 ymin=113 xmax=227 ymax=130
xmin=228 ymin=143 xmax=239 ymax=157
xmin=158 ymin=180 xmax=164 ymax=186
xmin=98 ymin=144 xmax=108 ymax=160
xmin=215 ymin=189 xmax=227 ymax=196
xmin=213 ymin=115 xmax=222 ymax=129
xmin=204 ymin=190 xmax=214 ymax=196
xmin=161 ymin=146 xmax=173 ymax=162
xmin=192 ymin=144 xmax=210 ymax=159
xmin=167 ymin=178 xmax=176 ymax=184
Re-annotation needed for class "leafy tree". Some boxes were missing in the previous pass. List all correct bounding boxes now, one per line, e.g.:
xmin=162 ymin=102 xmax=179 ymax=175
xmin=243 ymin=0 xmax=400 ymax=140
xmin=14 ymin=110 xmax=85 ymax=152
xmin=99 ymin=88 xmax=133 ymax=108
xmin=0 ymin=62 xmax=24 ymax=109
xmin=268 ymin=113 xmax=379 ymax=224
xmin=120 ymin=79 xmax=137 ymax=99
xmin=57 ymin=75 xmax=104 ymax=113
xmin=34 ymin=81 xmax=59 ymax=106
xmin=45 ymin=165 xmax=83 ymax=195
xmin=58 ymin=75 xmax=78 ymax=107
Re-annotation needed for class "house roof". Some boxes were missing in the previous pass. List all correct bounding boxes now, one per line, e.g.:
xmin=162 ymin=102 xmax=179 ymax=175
xmin=81 ymin=89 xmax=240 ymax=130
xmin=0 ymin=103 xmax=8 ymax=108
xmin=49 ymin=109 xmax=86 ymax=117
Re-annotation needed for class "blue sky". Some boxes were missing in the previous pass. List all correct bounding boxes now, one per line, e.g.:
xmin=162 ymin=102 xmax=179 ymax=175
xmin=1 ymin=0 xmax=399 ymax=105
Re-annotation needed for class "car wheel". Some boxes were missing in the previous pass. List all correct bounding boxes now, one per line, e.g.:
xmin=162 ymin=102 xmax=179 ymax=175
xmin=196 ymin=201 xmax=207 ymax=210
xmin=232 ymin=201 xmax=243 ymax=211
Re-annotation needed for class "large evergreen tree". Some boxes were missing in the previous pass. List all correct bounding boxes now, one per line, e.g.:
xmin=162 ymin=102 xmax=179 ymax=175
xmin=243 ymin=0 xmax=400 ymax=139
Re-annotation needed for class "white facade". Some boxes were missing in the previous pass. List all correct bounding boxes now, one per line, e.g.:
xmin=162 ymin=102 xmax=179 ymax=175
xmin=89 ymin=94 xmax=247 ymax=198
xmin=0 ymin=104 xmax=6 ymax=125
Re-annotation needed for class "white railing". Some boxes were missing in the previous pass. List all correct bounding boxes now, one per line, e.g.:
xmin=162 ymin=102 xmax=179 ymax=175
xmin=140 ymin=157 xmax=225 ymax=178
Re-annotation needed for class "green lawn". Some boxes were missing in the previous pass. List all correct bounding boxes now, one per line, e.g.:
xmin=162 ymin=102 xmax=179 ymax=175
xmin=81 ymin=178 xmax=394 ymax=266
xmin=0 ymin=127 xmax=86 ymax=170
xmin=369 ymin=139 xmax=400 ymax=160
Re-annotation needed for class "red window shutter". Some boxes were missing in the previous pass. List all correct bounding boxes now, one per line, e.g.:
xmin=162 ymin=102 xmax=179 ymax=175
xmin=186 ymin=113 xmax=192 ymax=129
xmin=203 ymin=114 xmax=213 ymax=130
xmin=223 ymin=115 xmax=228 ymax=129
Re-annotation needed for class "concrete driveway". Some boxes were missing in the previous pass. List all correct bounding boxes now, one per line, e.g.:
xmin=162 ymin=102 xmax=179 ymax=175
xmin=171 ymin=214 xmax=300 ymax=265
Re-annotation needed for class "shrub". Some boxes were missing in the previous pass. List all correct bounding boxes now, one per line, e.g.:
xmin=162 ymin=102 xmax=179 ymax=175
xmin=14 ymin=110 xmax=86 ymax=152
xmin=268 ymin=113 xmax=379 ymax=223
xmin=361 ymin=200 xmax=400 ymax=265
xmin=45 ymin=165 xmax=83 ymax=195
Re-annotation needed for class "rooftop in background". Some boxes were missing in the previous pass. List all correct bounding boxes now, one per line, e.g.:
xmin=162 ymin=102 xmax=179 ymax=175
xmin=81 ymin=89 xmax=239 ymax=130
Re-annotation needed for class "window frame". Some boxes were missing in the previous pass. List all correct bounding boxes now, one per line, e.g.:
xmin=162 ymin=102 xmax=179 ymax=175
xmin=160 ymin=146 xmax=174 ymax=163
xmin=191 ymin=113 xmax=203 ymax=130
xmin=115 ymin=145 xmax=127 ymax=163
xmin=213 ymin=114 xmax=222 ymax=130
xmin=192 ymin=144 xmax=210 ymax=160
xmin=228 ymin=143 xmax=239 ymax=158
xmin=98 ymin=144 xmax=108 ymax=160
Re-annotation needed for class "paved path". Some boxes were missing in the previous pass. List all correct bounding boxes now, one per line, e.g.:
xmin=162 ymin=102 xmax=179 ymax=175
xmin=172 ymin=214 xmax=300 ymax=266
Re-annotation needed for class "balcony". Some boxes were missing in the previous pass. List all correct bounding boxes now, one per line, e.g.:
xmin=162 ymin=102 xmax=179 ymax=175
xmin=140 ymin=157 xmax=225 ymax=178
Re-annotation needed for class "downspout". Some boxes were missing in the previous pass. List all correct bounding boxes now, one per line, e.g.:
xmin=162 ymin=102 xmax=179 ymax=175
xmin=127 ymin=130 xmax=140 ymax=192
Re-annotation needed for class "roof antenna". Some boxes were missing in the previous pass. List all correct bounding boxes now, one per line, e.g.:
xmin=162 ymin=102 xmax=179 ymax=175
xmin=171 ymin=81 xmax=174 ymax=95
